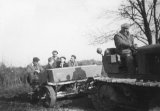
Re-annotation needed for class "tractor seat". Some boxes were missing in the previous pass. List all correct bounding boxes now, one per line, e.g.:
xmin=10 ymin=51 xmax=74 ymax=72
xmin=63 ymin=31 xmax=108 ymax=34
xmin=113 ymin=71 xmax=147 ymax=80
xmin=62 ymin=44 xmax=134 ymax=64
xmin=104 ymin=48 xmax=128 ymax=73
xmin=104 ymin=48 xmax=121 ymax=64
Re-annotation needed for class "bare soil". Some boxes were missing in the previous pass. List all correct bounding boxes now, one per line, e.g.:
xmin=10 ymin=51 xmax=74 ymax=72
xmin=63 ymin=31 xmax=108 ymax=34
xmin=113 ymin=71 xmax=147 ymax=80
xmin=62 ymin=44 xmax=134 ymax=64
xmin=0 ymin=86 xmax=95 ymax=111
xmin=0 ymin=96 xmax=95 ymax=111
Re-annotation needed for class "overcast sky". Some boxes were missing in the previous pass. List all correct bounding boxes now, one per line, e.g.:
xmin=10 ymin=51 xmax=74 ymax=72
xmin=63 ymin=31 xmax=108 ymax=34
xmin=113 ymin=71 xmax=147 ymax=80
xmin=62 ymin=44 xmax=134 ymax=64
xmin=0 ymin=0 xmax=124 ymax=66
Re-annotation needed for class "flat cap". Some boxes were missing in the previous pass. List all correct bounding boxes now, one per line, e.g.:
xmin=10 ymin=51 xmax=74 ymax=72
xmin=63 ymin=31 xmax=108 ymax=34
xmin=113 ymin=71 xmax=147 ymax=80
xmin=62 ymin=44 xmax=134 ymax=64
xmin=71 ymin=55 xmax=76 ymax=59
xmin=60 ymin=56 xmax=66 ymax=60
xmin=52 ymin=50 xmax=58 ymax=54
xmin=121 ymin=23 xmax=130 ymax=29
xmin=33 ymin=57 xmax=40 ymax=62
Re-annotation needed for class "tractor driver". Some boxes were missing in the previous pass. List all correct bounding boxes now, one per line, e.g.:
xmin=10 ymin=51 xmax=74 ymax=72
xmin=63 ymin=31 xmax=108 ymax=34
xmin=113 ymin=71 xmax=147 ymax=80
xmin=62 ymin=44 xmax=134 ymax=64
xmin=114 ymin=23 xmax=136 ymax=74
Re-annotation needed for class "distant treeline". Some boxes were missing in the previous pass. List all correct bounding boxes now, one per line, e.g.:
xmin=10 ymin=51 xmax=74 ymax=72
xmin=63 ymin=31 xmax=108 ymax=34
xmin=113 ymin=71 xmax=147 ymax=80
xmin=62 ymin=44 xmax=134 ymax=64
xmin=77 ymin=59 xmax=102 ymax=66
xmin=0 ymin=63 xmax=27 ymax=87
xmin=0 ymin=59 xmax=102 ymax=87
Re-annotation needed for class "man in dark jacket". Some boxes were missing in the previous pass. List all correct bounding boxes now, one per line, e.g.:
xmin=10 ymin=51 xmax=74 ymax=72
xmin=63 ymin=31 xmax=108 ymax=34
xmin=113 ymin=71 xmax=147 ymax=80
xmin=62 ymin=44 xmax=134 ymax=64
xmin=68 ymin=55 xmax=78 ymax=67
xmin=51 ymin=50 xmax=60 ymax=68
xmin=114 ymin=23 xmax=136 ymax=74
xmin=26 ymin=57 xmax=43 ymax=87
xmin=45 ymin=57 xmax=54 ymax=83
xmin=46 ymin=57 xmax=54 ymax=69
xmin=57 ymin=56 xmax=68 ymax=68
xmin=114 ymin=23 xmax=134 ymax=54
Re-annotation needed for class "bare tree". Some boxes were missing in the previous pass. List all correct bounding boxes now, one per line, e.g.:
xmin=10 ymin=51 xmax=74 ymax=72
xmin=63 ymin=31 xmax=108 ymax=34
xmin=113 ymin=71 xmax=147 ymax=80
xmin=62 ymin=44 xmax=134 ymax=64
xmin=119 ymin=0 xmax=160 ymax=44
xmin=89 ymin=30 xmax=117 ymax=45
xmin=89 ymin=11 xmax=123 ymax=45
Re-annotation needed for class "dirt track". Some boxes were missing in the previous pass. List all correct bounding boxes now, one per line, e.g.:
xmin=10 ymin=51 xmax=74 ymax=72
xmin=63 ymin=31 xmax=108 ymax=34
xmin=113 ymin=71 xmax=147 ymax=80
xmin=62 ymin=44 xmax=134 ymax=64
xmin=0 ymin=95 xmax=95 ymax=111
xmin=0 ymin=85 xmax=95 ymax=111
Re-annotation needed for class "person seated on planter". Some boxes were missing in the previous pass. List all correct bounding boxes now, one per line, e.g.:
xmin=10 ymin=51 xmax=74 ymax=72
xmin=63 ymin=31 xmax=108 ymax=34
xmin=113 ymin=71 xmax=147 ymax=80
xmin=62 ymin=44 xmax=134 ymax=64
xmin=58 ymin=56 xmax=68 ymax=68
xmin=68 ymin=55 xmax=78 ymax=67
xmin=45 ymin=57 xmax=55 ymax=83
xmin=26 ymin=57 xmax=43 ymax=88
xmin=51 ymin=50 xmax=60 ymax=68
xmin=46 ymin=57 xmax=54 ymax=69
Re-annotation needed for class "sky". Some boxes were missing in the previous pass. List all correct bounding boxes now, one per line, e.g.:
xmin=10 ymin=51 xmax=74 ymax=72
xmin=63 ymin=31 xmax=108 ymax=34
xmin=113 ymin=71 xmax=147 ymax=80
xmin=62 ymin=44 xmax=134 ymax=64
xmin=0 ymin=0 xmax=124 ymax=66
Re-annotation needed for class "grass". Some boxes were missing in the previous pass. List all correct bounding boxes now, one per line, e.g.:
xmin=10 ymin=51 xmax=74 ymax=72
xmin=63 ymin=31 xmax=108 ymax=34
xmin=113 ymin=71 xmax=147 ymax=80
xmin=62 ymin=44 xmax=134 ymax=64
xmin=0 ymin=83 xmax=95 ymax=111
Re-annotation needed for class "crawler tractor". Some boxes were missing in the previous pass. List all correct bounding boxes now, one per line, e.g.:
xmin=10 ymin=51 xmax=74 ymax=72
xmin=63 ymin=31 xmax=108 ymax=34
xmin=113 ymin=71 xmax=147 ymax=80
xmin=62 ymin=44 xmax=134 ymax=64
xmin=91 ymin=44 xmax=160 ymax=111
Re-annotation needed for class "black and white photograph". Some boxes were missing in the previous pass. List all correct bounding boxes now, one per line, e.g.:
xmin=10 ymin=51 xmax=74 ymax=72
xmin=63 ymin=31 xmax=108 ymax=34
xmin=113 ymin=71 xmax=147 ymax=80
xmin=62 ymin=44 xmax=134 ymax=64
xmin=0 ymin=0 xmax=160 ymax=111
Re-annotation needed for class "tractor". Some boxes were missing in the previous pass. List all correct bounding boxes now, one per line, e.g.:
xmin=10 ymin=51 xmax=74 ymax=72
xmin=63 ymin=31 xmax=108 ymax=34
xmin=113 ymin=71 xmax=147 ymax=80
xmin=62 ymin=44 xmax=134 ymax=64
xmin=90 ymin=44 xmax=160 ymax=111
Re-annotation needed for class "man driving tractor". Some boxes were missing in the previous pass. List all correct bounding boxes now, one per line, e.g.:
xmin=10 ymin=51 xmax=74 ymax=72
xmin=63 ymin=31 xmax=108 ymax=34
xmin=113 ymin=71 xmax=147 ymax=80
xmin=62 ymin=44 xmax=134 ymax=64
xmin=114 ymin=23 xmax=137 ymax=74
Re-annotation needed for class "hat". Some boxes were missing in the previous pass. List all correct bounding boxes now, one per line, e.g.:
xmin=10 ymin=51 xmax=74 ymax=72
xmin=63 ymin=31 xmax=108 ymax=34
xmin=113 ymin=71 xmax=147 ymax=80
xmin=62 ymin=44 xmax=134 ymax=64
xmin=60 ymin=56 xmax=66 ymax=60
xmin=33 ymin=57 xmax=40 ymax=62
xmin=71 ymin=55 xmax=76 ymax=59
xmin=52 ymin=50 xmax=58 ymax=54
xmin=121 ymin=23 xmax=130 ymax=29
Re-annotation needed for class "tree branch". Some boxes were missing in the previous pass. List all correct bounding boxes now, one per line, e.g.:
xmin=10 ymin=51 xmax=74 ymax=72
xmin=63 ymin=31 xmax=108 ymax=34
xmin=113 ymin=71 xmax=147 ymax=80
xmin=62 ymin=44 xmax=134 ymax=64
xmin=148 ymin=7 xmax=153 ymax=24
xmin=126 ymin=10 xmax=145 ymax=34
xmin=153 ymin=0 xmax=158 ymax=43
xmin=129 ymin=0 xmax=142 ymax=14
xmin=133 ymin=35 xmax=148 ymax=45
xmin=146 ymin=4 xmax=153 ymax=16
xmin=136 ymin=0 xmax=144 ymax=13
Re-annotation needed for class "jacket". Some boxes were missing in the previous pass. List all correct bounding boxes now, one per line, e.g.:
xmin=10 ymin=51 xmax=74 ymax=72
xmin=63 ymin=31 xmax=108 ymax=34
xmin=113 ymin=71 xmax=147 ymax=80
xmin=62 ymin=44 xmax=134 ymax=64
xmin=51 ymin=57 xmax=60 ymax=68
xmin=68 ymin=61 xmax=78 ymax=67
xmin=114 ymin=31 xmax=134 ymax=54
xmin=26 ymin=63 xmax=43 ymax=84
xmin=26 ymin=63 xmax=43 ymax=74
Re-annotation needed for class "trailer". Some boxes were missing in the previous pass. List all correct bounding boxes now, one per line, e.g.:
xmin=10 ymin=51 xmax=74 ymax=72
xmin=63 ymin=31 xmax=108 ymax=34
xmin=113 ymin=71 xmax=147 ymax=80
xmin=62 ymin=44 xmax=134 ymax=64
xmin=29 ymin=65 xmax=102 ymax=107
